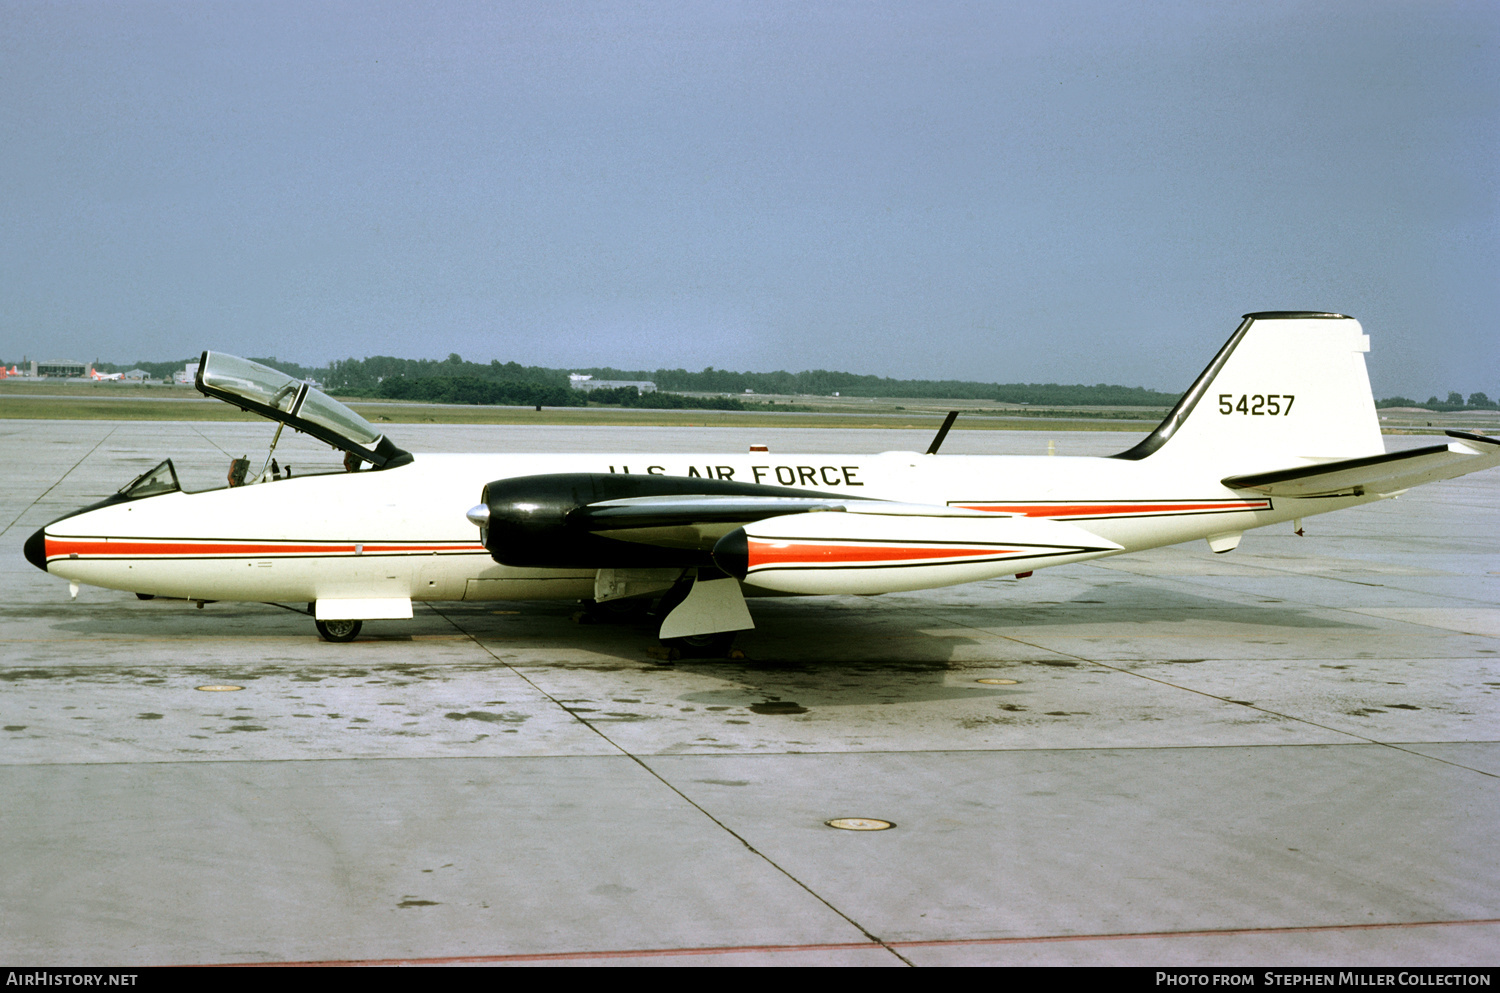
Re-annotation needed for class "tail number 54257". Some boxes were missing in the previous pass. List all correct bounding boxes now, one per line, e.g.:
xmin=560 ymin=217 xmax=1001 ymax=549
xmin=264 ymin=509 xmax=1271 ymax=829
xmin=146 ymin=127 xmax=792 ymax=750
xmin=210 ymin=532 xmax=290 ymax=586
xmin=1219 ymin=394 xmax=1294 ymax=416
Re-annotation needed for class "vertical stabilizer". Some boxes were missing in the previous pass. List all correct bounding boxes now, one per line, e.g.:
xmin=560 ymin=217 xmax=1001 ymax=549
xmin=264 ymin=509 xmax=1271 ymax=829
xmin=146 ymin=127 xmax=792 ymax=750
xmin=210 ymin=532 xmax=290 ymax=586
xmin=1114 ymin=312 xmax=1384 ymax=471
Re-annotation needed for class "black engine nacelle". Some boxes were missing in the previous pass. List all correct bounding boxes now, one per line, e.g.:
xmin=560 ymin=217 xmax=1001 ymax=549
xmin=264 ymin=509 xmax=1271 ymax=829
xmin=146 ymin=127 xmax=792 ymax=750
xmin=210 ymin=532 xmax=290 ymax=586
xmin=479 ymin=472 xmax=812 ymax=569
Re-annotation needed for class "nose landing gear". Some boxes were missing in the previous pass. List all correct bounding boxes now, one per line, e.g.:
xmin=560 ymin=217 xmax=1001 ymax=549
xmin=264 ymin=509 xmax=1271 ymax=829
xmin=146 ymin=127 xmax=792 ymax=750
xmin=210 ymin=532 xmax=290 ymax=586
xmin=315 ymin=618 xmax=363 ymax=643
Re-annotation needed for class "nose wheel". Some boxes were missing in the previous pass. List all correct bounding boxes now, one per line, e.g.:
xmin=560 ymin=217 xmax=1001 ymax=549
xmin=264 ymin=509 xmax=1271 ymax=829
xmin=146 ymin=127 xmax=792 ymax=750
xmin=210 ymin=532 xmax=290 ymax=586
xmin=315 ymin=618 xmax=362 ymax=643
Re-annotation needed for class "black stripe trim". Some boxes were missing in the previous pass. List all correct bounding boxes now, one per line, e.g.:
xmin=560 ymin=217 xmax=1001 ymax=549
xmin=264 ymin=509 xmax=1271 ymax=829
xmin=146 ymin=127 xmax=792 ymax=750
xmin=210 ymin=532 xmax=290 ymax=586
xmin=1241 ymin=311 xmax=1350 ymax=320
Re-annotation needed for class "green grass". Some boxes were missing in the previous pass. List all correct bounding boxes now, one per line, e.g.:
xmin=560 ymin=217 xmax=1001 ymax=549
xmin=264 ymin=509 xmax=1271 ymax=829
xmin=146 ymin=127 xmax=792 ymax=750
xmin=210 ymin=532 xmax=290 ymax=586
xmin=0 ymin=394 xmax=261 ymax=422
xmin=0 ymin=388 xmax=1156 ymax=430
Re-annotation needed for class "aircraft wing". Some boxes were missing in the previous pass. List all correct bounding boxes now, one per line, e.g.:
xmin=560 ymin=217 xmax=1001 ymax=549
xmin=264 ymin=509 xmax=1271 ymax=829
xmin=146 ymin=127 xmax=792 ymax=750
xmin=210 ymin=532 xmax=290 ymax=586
xmin=569 ymin=491 xmax=1124 ymax=595
xmin=476 ymin=473 xmax=1119 ymax=573
xmin=573 ymin=494 xmax=1009 ymax=549
xmin=1222 ymin=430 xmax=1500 ymax=498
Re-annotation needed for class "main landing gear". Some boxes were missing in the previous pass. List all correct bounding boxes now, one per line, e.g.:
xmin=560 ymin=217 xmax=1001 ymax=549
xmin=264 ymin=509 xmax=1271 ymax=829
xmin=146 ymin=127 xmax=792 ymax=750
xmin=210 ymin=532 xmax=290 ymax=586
xmin=576 ymin=589 xmax=744 ymax=659
xmin=646 ymin=570 xmax=752 ymax=661
xmin=573 ymin=596 xmax=655 ymax=625
xmin=658 ymin=631 xmax=739 ymax=660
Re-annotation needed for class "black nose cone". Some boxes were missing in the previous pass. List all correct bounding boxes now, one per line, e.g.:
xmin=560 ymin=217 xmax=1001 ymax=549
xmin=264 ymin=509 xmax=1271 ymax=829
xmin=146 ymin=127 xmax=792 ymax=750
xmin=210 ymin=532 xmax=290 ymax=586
xmin=24 ymin=527 xmax=48 ymax=571
xmin=711 ymin=529 xmax=749 ymax=580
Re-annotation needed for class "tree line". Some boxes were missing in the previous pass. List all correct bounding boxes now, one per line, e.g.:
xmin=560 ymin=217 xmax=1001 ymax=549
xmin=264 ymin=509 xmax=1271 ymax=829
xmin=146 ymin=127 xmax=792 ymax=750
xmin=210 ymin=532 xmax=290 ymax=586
xmin=92 ymin=354 xmax=1495 ymax=412
xmin=574 ymin=365 xmax=1182 ymax=406
xmin=95 ymin=352 xmax=1184 ymax=406
xmin=1375 ymin=392 xmax=1496 ymax=412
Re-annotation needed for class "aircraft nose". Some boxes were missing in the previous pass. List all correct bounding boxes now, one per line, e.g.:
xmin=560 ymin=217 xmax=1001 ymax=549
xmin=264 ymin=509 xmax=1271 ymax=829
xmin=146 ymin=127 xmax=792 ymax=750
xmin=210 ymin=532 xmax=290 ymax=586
xmin=24 ymin=527 xmax=48 ymax=571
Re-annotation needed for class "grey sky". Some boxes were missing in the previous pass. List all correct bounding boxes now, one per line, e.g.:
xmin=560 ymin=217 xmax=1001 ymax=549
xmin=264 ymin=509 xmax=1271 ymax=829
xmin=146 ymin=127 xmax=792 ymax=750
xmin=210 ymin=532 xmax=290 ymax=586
xmin=2 ymin=1 xmax=1495 ymax=397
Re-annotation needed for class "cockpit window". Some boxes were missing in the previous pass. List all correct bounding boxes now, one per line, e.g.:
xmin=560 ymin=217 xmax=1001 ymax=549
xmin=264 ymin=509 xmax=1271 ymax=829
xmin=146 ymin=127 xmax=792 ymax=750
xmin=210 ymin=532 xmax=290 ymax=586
xmin=195 ymin=352 xmax=411 ymax=468
xmin=199 ymin=354 xmax=307 ymax=414
xmin=298 ymin=388 xmax=382 ymax=448
xmin=119 ymin=459 xmax=182 ymax=499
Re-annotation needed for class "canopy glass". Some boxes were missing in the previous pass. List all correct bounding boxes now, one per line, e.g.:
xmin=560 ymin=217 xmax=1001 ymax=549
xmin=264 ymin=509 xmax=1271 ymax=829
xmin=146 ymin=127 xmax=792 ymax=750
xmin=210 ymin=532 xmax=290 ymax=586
xmin=195 ymin=352 xmax=412 ymax=468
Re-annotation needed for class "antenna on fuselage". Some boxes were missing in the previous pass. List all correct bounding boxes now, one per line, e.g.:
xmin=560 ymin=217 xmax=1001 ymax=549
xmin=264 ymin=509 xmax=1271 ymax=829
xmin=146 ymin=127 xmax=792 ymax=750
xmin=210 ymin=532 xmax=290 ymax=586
xmin=926 ymin=411 xmax=960 ymax=455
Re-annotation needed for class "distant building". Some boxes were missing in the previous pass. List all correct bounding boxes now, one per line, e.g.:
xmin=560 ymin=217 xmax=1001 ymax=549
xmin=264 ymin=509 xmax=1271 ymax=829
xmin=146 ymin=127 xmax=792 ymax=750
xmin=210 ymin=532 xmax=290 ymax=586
xmin=569 ymin=373 xmax=656 ymax=393
xmin=35 ymin=359 xmax=86 ymax=378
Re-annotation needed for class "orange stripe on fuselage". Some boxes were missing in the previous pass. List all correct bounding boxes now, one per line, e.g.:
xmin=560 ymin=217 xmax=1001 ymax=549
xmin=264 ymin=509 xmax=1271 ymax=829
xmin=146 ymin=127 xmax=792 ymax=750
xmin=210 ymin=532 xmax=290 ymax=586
xmin=44 ymin=538 xmax=485 ymax=560
xmin=954 ymin=501 xmax=1269 ymax=517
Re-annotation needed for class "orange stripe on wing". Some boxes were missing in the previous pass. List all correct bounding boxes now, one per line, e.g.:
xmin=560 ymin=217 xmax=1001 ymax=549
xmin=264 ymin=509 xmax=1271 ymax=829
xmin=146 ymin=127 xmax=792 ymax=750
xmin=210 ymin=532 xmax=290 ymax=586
xmin=747 ymin=539 xmax=1020 ymax=569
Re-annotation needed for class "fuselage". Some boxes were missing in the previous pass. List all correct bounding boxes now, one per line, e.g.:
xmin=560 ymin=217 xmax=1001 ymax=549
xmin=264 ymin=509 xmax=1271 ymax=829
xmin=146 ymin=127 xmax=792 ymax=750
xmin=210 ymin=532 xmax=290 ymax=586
xmin=32 ymin=449 xmax=1372 ymax=605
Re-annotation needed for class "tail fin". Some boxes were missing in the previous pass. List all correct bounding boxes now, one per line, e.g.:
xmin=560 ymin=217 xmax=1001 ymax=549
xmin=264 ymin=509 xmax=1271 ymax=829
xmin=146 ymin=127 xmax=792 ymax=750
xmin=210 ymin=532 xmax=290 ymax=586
xmin=1114 ymin=312 xmax=1384 ymax=471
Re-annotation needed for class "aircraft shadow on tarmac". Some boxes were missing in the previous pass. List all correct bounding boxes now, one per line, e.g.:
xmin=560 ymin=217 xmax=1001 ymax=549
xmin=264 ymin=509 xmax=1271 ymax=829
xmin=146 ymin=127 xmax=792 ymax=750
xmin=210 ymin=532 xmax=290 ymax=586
xmin=29 ymin=583 xmax=1368 ymax=651
xmin=13 ymin=587 xmax=1393 ymax=713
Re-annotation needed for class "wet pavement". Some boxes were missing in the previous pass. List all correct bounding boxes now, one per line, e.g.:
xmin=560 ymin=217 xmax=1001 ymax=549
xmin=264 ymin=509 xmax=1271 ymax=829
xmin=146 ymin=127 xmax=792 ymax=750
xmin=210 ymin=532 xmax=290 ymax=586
xmin=2 ymin=420 xmax=1497 ymax=965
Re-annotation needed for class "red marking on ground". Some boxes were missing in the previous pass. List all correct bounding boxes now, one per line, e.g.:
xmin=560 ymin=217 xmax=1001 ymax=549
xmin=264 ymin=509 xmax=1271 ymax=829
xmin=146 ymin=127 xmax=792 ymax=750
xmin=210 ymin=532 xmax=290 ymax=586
xmin=205 ymin=916 xmax=1500 ymax=966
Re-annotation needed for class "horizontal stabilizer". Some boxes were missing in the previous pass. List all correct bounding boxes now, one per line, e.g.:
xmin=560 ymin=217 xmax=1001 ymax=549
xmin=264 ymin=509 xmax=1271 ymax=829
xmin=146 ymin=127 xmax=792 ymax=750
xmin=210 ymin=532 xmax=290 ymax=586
xmin=1222 ymin=431 xmax=1500 ymax=498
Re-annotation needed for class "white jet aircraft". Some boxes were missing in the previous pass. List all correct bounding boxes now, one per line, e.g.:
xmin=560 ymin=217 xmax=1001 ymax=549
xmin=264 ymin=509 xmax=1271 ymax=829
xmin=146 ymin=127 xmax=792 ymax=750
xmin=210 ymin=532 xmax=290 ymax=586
xmin=89 ymin=368 xmax=125 ymax=381
xmin=24 ymin=312 xmax=1500 ymax=651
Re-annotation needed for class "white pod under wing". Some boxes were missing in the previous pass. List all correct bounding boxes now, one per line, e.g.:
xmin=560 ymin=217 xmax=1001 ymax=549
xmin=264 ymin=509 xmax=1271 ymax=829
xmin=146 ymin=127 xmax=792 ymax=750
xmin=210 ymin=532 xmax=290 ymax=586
xmin=712 ymin=512 xmax=1121 ymax=595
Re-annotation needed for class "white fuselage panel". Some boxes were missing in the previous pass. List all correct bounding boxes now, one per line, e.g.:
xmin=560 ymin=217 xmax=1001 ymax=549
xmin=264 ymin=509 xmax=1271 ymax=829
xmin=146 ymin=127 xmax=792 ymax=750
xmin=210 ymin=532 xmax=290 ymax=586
xmin=39 ymin=450 xmax=1375 ymax=604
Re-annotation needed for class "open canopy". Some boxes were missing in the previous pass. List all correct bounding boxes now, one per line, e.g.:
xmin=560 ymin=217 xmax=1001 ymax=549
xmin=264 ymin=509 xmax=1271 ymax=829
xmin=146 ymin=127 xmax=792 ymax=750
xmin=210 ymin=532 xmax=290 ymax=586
xmin=195 ymin=352 xmax=413 ymax=468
